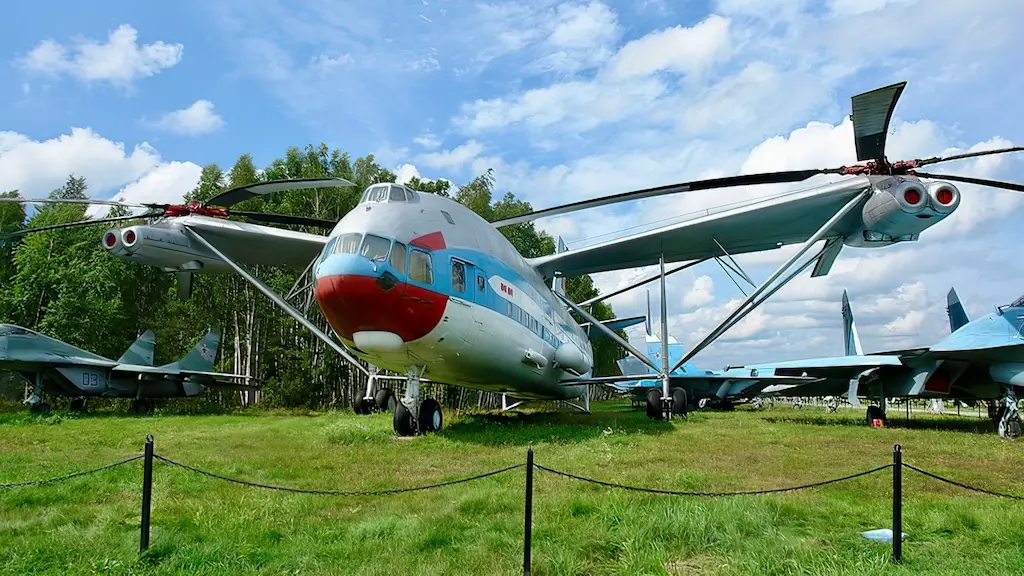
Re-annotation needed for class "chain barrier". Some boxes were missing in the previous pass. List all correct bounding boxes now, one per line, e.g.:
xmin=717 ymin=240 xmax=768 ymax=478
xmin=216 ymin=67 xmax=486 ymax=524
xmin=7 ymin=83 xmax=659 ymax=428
xmin=0 ymin=454 xmax=143 ymax=489
xmin=903 ymin=463 xmax=1024 ymax=501
xmin=534 ymin=462 xmax=893 ymax=496
xmin=153 ymin=454 xmax=524 ymax=496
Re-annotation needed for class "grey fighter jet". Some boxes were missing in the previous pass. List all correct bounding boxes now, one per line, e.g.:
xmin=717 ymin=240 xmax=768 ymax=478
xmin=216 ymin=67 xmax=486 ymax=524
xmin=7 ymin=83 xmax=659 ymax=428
xmin=0 ymin=324 xmax=253 ymax=413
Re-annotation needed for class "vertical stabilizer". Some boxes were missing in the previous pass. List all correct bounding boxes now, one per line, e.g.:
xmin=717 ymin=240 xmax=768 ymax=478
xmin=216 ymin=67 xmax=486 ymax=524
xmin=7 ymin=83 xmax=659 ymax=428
xmin=551 ymin=237 xmax=568 ymax=296
xmin=165 ymin=328 xmax=221 ymax=372
xmin=842 ymin=290 xmax=864 ymax=356
xmin=946 ymin=287 xmax=969 ymax=333
xmin=117 ymin=330 xmax=155 ymax=365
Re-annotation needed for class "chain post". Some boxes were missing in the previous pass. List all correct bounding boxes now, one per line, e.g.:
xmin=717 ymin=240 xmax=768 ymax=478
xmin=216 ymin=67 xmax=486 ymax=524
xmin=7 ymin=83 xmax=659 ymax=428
xmin=892 ymin=443 xmax=903 ymax=563
xmin=140 ymin=435 xmax=154 ymax=554
xmin=523 ymin=444 xmax=534 ymax=576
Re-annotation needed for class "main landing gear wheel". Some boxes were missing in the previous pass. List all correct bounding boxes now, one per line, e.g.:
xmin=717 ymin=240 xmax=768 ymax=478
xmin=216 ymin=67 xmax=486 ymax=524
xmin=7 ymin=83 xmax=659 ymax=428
xmin=29 ymin=402 xmax=51 ymax=415
xmin=418 ymin=398 xmax=443 ymax=434
xmin=131 ymin=399 xmax=155 ymax=415
xmin=671 ymin=387 xmax=688 ymax=417
xmin=374 ymin=388 xmax=396 ymax=413
xmin=866 ymin=405 xmax=885 ymax=426
xmin=394 ymin=402 xmax=417 ymax=437
xmin=69 ymin=398 xmax=88 ymax=413
xmin=645 ymin=390 xmax=662 ymax=420
xmin=353 ymin=394 xmax=373 ymax=415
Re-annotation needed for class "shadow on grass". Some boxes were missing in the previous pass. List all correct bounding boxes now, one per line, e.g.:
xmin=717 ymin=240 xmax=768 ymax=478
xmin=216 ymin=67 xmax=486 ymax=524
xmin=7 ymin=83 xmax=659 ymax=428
xmin=762 ymin=414 xmax=996 ymax=435
xmin=441 ymin=406 xmax=675 ymax=446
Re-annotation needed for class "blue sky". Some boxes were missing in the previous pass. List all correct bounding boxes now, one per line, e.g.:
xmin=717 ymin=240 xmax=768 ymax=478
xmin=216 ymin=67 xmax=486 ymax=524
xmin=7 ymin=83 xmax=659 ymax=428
xmin=2 ymin=0 xmax=1023 ymax=367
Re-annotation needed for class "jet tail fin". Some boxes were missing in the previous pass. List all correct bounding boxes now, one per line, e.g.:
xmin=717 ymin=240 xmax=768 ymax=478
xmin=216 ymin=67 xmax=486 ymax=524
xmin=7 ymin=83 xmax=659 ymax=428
xmin=946 ymin=287 xmax=969 ymax=333
xmin=117 ymin=330 xmax=155 ymax=365
xmin=842 ymin=290 xmax=864 ymax=356
xmin=164 ymin=328 xmax=221 ymax=372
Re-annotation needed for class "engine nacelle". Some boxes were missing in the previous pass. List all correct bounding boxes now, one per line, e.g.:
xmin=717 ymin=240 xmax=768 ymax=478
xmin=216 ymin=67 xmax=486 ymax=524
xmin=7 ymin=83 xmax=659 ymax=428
xmin=845 ymin=177 xmax=960 ymax=247
xmin=101 ymin=224 xmax=221 ymax=272
xmin=554 ymin=343 xmax=592 ymax=376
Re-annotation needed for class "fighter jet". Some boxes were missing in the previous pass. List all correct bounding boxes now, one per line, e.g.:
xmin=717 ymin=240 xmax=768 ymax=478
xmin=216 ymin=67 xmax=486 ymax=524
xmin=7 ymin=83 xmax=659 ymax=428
xmin=0 ymin=324 xmax=253 ymax=413
xmin=735 ymin=288 xmax=1024 ymax=438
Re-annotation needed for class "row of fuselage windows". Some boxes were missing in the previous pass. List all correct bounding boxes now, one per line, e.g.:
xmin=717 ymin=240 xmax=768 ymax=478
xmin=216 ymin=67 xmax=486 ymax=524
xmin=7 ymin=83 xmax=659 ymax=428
xmin=504 ymin=299 xmax=560 ymax=349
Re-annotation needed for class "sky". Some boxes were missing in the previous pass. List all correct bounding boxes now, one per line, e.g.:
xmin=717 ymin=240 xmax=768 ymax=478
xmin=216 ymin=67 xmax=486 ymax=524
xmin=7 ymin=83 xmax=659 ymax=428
xmin=1 ymin=0 xmax=1023 ymax=369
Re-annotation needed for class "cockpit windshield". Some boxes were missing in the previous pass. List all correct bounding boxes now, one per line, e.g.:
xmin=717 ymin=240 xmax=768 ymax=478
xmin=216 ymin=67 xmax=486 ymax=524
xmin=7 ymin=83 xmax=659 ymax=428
xmin=359 ymin=184 xmax=413 ymax=205
xmin=1010 ymin=293 xmax=1024 ymax=308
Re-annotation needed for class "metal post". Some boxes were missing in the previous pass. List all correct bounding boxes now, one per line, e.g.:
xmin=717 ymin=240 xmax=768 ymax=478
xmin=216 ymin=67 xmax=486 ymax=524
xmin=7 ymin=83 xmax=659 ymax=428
xmin=659 ymin=253 xmax=671 ymax=421
xmin=523 ymin=445 xmax=534 ymax=576
xmin=140 ymin=435 xmax=154 ymax=554
xmin=892 ymin=444 xmax=902 ymax=563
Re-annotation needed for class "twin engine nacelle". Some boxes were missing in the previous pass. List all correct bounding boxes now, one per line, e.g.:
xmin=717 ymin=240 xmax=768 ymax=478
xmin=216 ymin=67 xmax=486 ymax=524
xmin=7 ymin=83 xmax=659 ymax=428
xmin=850 ymin=179 xmax=960 ymax=246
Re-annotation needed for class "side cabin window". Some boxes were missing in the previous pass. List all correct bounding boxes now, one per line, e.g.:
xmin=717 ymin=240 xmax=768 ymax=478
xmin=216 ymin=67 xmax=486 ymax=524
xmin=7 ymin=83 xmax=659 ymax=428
xmin=335 ymin=233 xmax=362 ymax=254
xmin=477 ymin=274 xmax=485 ymax=292
xmin=451 ymin=260 xmax=466 ymax=293
xmin=390 ymin=242 xmax=407 ymax=274
xmin=410 ymin=250 xmax=433 ymax=284
xmin=360 ymin=234 xmax=391 ymax=261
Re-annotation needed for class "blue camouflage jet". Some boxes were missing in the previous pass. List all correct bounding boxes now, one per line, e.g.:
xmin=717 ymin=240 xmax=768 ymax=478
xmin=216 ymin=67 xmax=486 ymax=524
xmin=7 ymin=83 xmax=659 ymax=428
xmin=734 ymin=288 xmax=1024 ymax=438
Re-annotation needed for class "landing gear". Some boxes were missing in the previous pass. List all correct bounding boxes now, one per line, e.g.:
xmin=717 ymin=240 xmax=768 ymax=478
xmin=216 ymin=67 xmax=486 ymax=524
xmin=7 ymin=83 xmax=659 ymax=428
xmin=352 ymin=366 xmax=396 ymax=416
xmin=647 ymin=387 xmax=688 ymax=419
xmin=994 ymin=387 xmax=1021 ymax=440
xmin=69 ymin=398 xmax=88 ymax=413
xmin=353 ymin=394 xmax=373 ymax=415
xmin=392 ymin=367 xmax=442 ymax=436
xmin=28 ymin=401 xmax=51 ymax=414
xmin=645 ymin=389 xmax=662 ymax=420
xmin=866 ymin=405 xmax=886 ymax=426
xmin=131 ymin=398 xmax=155 ymax=415
xmin=671 ymin=387 xmax=688 ymax=417
xmin=374 ymin=388 xmax=396 ymax=413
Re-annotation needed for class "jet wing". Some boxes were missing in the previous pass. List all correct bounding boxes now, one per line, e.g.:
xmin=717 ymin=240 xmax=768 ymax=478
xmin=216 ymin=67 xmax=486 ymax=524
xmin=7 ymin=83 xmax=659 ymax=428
xmin=528 ymin=177 xmax=870 ymax=278
xmin=111 ymin=364 xmax=254 ymax=380
xmin=564 ymin=372 xmax=822 ymax=399
xmin=729 ymin=354 xmax=907 ymax=380
xmin=181 ymin=214 xmax=328 ymax=270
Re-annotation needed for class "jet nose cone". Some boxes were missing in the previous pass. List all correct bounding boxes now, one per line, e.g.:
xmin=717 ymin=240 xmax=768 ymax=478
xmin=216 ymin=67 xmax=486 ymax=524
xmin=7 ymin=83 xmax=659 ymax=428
xmin=314 ymin=254 xmax=446 ymax=344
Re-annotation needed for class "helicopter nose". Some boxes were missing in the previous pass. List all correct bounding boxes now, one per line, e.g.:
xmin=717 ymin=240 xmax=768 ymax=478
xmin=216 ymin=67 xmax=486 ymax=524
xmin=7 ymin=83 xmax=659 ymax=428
xmin=314 ymin=254 xmax=446 ymax=347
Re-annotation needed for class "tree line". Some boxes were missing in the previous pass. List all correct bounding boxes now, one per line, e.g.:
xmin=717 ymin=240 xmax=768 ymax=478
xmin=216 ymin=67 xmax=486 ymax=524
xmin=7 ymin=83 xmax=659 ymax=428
xmin=0 ymin=144 xmax=624 ymax=412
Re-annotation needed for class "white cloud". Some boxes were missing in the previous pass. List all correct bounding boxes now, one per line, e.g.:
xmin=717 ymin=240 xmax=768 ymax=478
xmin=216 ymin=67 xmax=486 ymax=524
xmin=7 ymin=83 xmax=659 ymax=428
xmin=0 ymin=128 xmax=160 ymax=198
xmin=683 ymin=275 xmax=715 ymax=308
xmin=413 ymin=133 xmax=441 ymax=149
xmin=148 ymin=100 xmax=225 ymax=136
xmin=395 ymin=163 xmax=422 ymax=184
xmin=90 ymin=162 xmax=202 ymax=217
xmin=883 ymin=309 xmax=928 ymax=335
xmin=531 ymin=1 xmax=621 ymax=73
xmin=603 ymin=14 xmax=730 ymax=80
xmin=17 ymin=24 xmax=183 ymax=88
xmin=0 ymin=127 xmax=199 ymax=219
xmin=415 ymin=140 xmax=484 ymax=170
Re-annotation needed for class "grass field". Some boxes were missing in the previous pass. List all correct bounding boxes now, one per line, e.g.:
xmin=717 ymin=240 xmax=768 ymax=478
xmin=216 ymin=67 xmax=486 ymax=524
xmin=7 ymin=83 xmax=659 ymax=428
xmin=2 ymin=400 xmax=1023 ymax=575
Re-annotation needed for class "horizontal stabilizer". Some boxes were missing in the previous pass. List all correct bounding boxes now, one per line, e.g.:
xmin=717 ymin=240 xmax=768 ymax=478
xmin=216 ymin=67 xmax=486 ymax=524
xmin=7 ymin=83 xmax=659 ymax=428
xmin=581 ymin=316 xmax=647 ymax=342
xmin=117 ymin=330 xmax=155 ymax=365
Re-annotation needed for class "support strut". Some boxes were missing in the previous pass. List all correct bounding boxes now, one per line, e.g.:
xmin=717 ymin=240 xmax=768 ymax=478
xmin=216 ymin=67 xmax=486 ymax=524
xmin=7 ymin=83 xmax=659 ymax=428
xmin=670 ymin=190 xmax=869 ymax=373
xmin=183 ymin=225 xmax=370 ymax=377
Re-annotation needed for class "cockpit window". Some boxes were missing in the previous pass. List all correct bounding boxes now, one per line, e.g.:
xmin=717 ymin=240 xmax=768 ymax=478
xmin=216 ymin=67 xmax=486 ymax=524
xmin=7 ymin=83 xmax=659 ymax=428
xmin=320 ymin=237 xmax=338 ymax=263
xmin=1011 ymin=294 xmax=1024 ymax=308
xmin=360 ymin=234 xmax=391 ymax=261
xmin=335 ymin=233 xmax=362 ymax=254
xmin=389 ymin=186 xmax=407 ymax=202
xmin=368 ymin=186 xmax=389 ymax=202
xmin=409 ymin=250 xmax=433 ymax=284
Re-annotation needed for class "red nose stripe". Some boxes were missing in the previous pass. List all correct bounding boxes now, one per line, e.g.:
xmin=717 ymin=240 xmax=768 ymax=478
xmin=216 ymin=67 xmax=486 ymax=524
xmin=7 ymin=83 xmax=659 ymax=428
xmin=314 ymin=275 xmax=447 ymax=342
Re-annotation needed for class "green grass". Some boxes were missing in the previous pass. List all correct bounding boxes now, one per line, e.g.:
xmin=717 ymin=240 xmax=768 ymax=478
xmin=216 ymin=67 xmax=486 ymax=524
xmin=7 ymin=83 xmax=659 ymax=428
xmin=2 ymin=401 xmax=1023 ymax=575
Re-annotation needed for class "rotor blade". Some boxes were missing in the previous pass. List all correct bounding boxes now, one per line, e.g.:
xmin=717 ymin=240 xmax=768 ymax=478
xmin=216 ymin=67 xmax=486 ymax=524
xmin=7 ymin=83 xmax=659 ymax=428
xmin=851 ymin=81 xmax=906 ymax=162
xmin=1 ymin=212 xmax=159 ymax=239
xmin=231 ymin=210 xmax=337 ymax=230
xmin=204 ymin=177 xmax=357 ymax=208
xmin=490 ymin=169 xmax=833 ymax=227
xmin=0 ymin=197 xmax=152 ymax=208
xmin=911 ymin=171 xmax=1024 ymax=193
xmin=913 ymin=146 xmax=1024 ymax=167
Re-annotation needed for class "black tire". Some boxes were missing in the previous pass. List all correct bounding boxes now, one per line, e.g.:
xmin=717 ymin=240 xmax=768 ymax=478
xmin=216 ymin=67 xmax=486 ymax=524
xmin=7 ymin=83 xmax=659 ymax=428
xmin=69 ymin=398 xmax=88 ymax=413
xmin=30 ymin=402 xmax=51 ymax=414
xmin=418 ymin=398 xmax=443 ymax=434
xmin=374 ymin=388 xmax=396 ymax=413
xmin=353 ymin=395 xmax=371 ymax=415
xmin=645 ymin=389 xmax=662 ymax=420
xmin=393 ymin=402 xmax=417 ymax=436
xmin=671 ymin=387 xmax=688 ymax=417
xmin=866 ymin=405 xmax=885 ymax=426
xmin=1005 ymin=415 xmax=1022 ymax=439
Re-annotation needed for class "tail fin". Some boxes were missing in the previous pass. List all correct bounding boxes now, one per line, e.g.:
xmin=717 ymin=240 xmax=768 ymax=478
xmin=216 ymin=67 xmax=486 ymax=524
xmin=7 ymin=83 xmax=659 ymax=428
xmin=117 ymin=330 xmax=155 ymax=365
xmin=946 ymin=287 xmax=969 ymax=333
xmin=165 ymin=328 xmax=221 ymax=372
xmin=842 ymin=290 xmax=864 ymax=356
